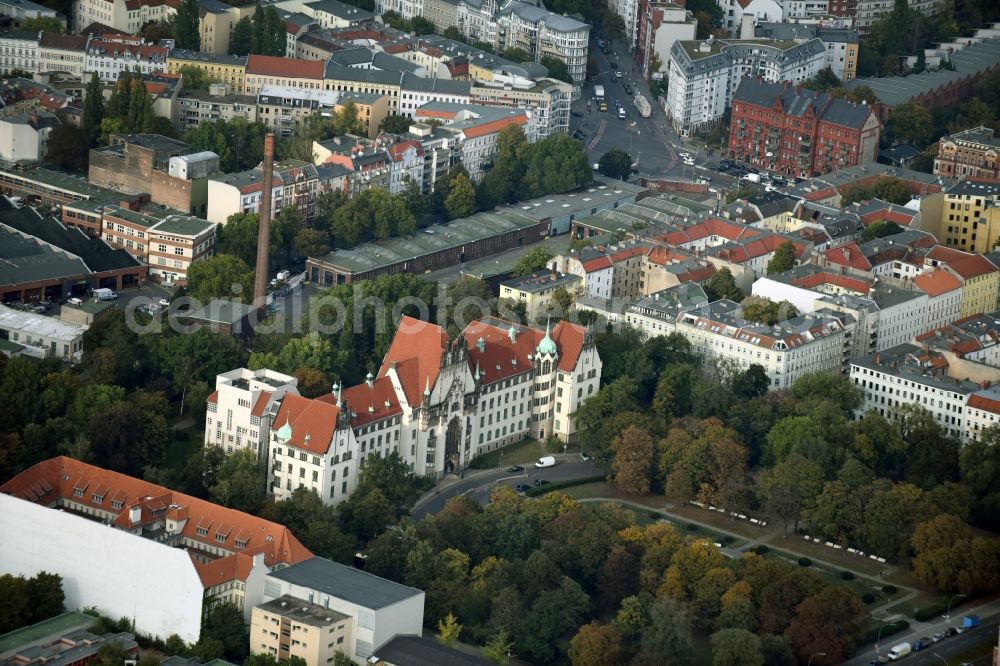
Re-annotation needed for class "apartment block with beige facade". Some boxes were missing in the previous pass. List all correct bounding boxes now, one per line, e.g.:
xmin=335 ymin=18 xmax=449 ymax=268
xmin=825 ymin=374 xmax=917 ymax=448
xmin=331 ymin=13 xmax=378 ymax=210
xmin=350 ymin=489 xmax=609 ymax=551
xmin=200 ymin=0 xmax=256 ymax=55
xmin=251 ymin=595 xmax=353 ymax=666
xmin=920 ymin=179 xmax=1000 ymax=254
xmin=934 ymin=126 xmax=1000 ymax=181
xmin=168 ymin=51 xmax=248 ymax=93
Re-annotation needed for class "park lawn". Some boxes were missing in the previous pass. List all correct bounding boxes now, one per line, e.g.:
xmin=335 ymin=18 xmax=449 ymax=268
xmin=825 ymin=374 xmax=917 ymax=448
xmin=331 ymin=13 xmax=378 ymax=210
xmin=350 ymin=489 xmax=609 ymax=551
xmin=469 ymin=438 xmax=554 ymax=469
xmin=666 ymin=502 xmax=765 ymax=540
xmin=769 ymin=533 xmax=886 ymax=578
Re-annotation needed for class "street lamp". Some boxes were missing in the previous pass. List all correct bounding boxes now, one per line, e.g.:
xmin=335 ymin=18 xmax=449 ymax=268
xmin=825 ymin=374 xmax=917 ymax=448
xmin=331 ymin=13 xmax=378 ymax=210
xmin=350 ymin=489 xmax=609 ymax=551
xmin=807 ymin=652 xmax=827 ymax=666
xmin=874 ymin=624 xmax=889 ymax=660
xmin=945 ymin=593 xmax=967 ymax=627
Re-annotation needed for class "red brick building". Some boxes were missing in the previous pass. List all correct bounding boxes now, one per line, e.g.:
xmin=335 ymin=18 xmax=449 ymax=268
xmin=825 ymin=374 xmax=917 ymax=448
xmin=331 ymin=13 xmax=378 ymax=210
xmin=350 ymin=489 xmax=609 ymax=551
xmin=728 ymin=78 xmax=881 ymax=179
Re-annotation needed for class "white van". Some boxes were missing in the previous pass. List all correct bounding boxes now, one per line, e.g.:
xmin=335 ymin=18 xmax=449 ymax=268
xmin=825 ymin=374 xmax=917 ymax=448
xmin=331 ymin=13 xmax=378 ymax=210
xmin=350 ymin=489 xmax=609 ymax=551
xmin=888 ymin=642 xmax=911 ymax=660
xmin=67 ymin=297 xmax=83 ymax=306
xmin=534 ymin=456 xmax=556 ymax=468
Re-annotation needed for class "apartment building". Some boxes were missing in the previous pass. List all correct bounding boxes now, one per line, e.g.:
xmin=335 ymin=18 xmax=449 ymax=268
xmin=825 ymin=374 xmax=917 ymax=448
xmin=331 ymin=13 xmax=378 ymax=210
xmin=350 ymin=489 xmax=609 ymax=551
xmin=0 ymin=31 xmax=39 ymax=75
xmin=449 ymin=0 xmax=589 ymax=97
xmin=413 ymin=102 xmax=529 ymax=181
xmin=37 ymin=32 xmax=87 ymax=77
xmin=377 ymin=0 xmax=423 ymax=19
xmin=84 ymin=34 xmax=167 ymax=82
xmin=257 ymin=84 xmax=340 ymax=138
xmin=175 ymin=85 xmax=259 ymax=133
xmin=753 ymin=22 xmax=859 ymax=81
xmin=850 ymin=343 xmax=1000 ymax=441
xmin=920 ymin=180 xmax=1000 ymax=254
xmin=206 ymin=368 xmax=298 ymax=457
xmin=470 ymin=74 xmax=572 ymax=139
xmin=854 ymin=0 xmax=939 ymax=36
xmin=167 ymin=51 xmax=248 ymax=93
xmin=392 ymin=122 xmax=461 ymax=194
xmin=200 ymin=0 xmax=256 ymax=55
xmin=100 ymin=204 xmax=217 ymax=284
xmin=385 ymin=139 xmax=424 ymax=193
xmin=676 ymin=299 xmax=847 ymax=388
xmin=912 ymin=269 xmax=963 ymax=332
xmin=398 ymin=72 xmax=470 ymax=117
xmin=0 ymin=457 xmax=313 ymax=641
xmin=934 ymin=126 xmax=1000 ymax=181
xmin=250 ymin=595 xmax=353 ymax=665
xmin=261 ymin=557 xmax=424 ymax=662
xmin=0 ymin=111 xmax=58 ymax=163
xmin=322 ymin=65 xmax=402 ymax=113
xmin=719 ymin=0 xmax=783 ymax=36
xmin=634 ymin=1 xmax=698 ymax=78
xmin=924 ymin=245 xmax=1000 ymax=317
xmin=915 ymin=311 xmax=1000 ymax=369
xmin=0 ymin=0 xmax=59 ymax=22
xmin=728 ymin=78 xmax=880 ymax=178
xmin=74 ymin=0 xmax=174 ymax=33
xmin=207 ymin=160 xmax=320 ymax=224
xmin=753 ymin=264 xmax=930 ymax=353
xmin=666 ymin=37 xmax=826 ymax=136
xmin=244 ymin=54 xmax=326 ymax=96
xmin=499 ymin=271 xmax=582 ymax=322
xmin=623 ymin=282 xmax=709 ymax=339
xmin=303 ymin=0 xmax=375 ymax=28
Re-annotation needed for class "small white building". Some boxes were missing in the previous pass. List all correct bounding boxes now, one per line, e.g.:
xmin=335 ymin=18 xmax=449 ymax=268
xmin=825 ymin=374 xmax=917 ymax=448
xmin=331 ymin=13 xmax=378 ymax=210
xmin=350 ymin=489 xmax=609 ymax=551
xmin=0 ymin=111 xmax=58 ymax=163
xmin=206 ymin=368 xmax=299 ymax=457
xmin=263 ymin=557 xmax=424 ymax=663
xmin=0 ymin=31 xmax=39 ymax=75
xmin=0 ymin=304 xmax=85 ymax=360
xmin=385 ymin=139 xmax=424 ymax=194
xmin=206 ymin=160 xmax=320 ymax=224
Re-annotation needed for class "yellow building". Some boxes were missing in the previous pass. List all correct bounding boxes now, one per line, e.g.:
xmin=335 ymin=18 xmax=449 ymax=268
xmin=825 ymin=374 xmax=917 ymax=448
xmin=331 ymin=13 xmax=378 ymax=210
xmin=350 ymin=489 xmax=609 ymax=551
xmin=923 ymin=180 xmax=1000 ymax=253
xmin=200 ymin=3 xmax=256 ymax=56
xmin=167 ymin=51 xmax=247 ymax=93
xmin=499 ymin=271 xmax=582 ymax=322
xmin=250 ymin=595 xmax=353 ymax=666
xmin=336 ymin=92 xmax=391 ymax=139
xmin=323 ymin=67 xmax=402 ymax=114
xmin=925 ymin=245 xmax=1000 ymax=317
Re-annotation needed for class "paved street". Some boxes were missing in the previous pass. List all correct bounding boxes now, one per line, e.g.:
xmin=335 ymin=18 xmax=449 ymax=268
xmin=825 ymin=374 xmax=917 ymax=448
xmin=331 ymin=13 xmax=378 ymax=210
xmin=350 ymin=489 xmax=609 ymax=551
xmin=411 ymin=454 xmax=601 ymax=519
xmin=571 ymin=37 xmax=744 ymax=199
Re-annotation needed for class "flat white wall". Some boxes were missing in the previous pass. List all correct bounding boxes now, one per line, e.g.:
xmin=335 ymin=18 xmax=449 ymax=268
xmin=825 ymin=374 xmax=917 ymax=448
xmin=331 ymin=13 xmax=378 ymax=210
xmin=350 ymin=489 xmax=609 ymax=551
xmin=0 ymin=494 xmax=204 ymax=642
xmin=751 ymin=277 xmax=820 ymax=314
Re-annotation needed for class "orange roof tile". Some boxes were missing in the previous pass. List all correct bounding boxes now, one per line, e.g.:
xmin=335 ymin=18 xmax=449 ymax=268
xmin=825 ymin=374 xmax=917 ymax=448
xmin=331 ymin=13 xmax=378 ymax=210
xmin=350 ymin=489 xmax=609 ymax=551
xmin=969 ymin=394 xmax=1000 ymax=413
xmin=194 ymin=551 xmax=256 ymax=588
xmin=913 ymin=269 xmax=962 ymax=297
xmin=823 ymin=242 xmax=872 ymax=271
xmin=927 ymin=246 xmax=999 ymax=279
xmin=325 ymin=375 xmax=403 ymax=427
xmin=580 ymin=256 xmax=612 ymax=272
xmin=251 ymin=393 xmax=270 ymax=417
xmin=272 ymin=394 xmax=340 ymax=455
xmin=462 ymin=115 xmax=527 ymax=139
xmin=386 ymin=140 xmax=425 ymax=162
xmin=0 ymin=457 xmax=312 ymax=574
xmin=379 ymin=316 xmax=449 ymax=405
xmin=246 ymin=54 xmax=325 ymax=79
xmin=207 ymin=390 xmax=219 ymax=403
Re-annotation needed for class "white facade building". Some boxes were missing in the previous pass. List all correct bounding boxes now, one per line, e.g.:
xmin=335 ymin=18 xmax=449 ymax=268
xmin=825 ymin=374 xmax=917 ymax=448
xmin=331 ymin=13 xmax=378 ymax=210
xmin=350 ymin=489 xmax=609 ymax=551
xmin=0 ymin=303 xmax=84 ymax=360
xmin=377 ymin=0 xmax=423 ymax=19
xmin=0 ymin=31 xmax=39 ymax=75
xmin=206 ymin=368 xmax=299 ymax=457
xmin=263 ymin=557 xmax=424 ymax=662
xmin=84 ymin=37 xmax=168 ymax=82
xmin=718 ymin=0 xmax=783 ymax=36
xmin=240 ymin=316 xmax=602 ymax=506
xmin=206 ymin=160 xmax=320 ymax=224
xmin=37 ymin=32 xmax=87 ymax=77
xmin=676 ymin=299 xmax=846 ymax=389
xmin=850 ymin=343 xmax=1000 ymax=441
xmin=610 ymin=0 xmax=641 ymax=49
xmin=0 ymin=111 xmax=57 ymax=163
xmin=75 ymin=0 xmax=176 ymax=33
xmin=666 ymin=36 xmax=825 ymax=136
xmin=912 ymin=268 xmax=964 ymax=333
xmin=385 ymin=139 xmax=424 ymax=194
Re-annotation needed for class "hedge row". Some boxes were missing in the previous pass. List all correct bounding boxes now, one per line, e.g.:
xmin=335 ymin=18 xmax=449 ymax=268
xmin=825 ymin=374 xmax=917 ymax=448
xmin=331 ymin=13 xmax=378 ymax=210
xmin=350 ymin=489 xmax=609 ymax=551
xmin=914 ymin=603 xmax=949 ymax=622
xmin=524 ymin=474 xmax=607 ymax=497
xmin=863 ymin=619 xmax=910 ymax=643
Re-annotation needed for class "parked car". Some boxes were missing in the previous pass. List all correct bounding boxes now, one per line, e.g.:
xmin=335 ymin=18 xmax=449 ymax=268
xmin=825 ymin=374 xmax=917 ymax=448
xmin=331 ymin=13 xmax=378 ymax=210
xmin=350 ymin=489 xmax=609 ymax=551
xmin=609 ymin=61 xmax=617 ymax=69
xmin=515 ymin=484 xmax=531 ymax=493
xmin=678 ymin=152 xmax=692 ymax=159
xmin=580 ymin=451 xmax=592 ymax=461
xmin=507 ymin=465 xmax=525 ymax=473
xmin=912 ymin=638 xmax=930 ymax=651
xmin=533 ymin=479 xmax=549 ymax=486
xmin=534 ymin=456 xmax=556 ymax=468
xmin=931 ymin=633 xmax=944 ymax=643
xmin=571 ymin=111 xmax=583 ymax=117
xmin=615 ymin=70 xmax=623 ymax=79
xmin=158 ymin=298 xmax=171 ymax=307
xmin=944 ymin=627 xmax=958 ymax=638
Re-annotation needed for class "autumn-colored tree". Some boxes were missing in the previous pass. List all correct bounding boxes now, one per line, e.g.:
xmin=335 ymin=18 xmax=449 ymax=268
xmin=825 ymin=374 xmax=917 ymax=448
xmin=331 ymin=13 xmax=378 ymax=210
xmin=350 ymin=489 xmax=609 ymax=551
xmin=611 ymin=426 xmax=656 ymax=495
xmin=292 ymin=367 xmax=330 ymax=398
xmin=717 ymin=581 xmax=757 ymax=632
xmin=568 ymin=621 xmax=624 ymax=666
xmin=786 ymin=587 xmax=868 ymax=664
xmin=911 ymin=513 xmax=1000 ymax=594
xmin=435 ymin=612 xmax=462 ymax=646
xmin=658 ymin=540 xmax=727 ymax=603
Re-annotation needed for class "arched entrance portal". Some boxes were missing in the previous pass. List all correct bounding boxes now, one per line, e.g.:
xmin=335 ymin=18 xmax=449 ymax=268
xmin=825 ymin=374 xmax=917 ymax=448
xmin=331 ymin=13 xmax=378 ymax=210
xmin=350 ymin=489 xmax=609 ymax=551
xmin=444 ymin=417 xmax=462 ymax=474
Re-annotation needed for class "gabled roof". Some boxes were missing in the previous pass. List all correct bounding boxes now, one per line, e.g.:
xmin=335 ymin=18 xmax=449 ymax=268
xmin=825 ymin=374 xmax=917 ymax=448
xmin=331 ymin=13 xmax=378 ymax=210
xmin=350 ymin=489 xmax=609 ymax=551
xmin=193 ymin=551 xmax=255 ymax=588
xmin=0 ymin=457 xmax=312 ymax=574
xmin=246 ymin=54 xmax=325 ymax=79
xmin=913 ymin=268 xmax=962 ymax=297
xmin=926 ymin=246 xmax=999 ymax=279
xmin=463 ymin=317 xmax=588 ymax=376
xmin=386 ymin=139 xmax=424 ymax=162
xmin=272 ymin=394 xmax=341 ymax=454
xmin=332 ymin=375 xmax=402 ymax=428
xmin=823 ymin=241 xmax=873 ymax=271
xmin=378 ymin=315 xmax=449 ymax=405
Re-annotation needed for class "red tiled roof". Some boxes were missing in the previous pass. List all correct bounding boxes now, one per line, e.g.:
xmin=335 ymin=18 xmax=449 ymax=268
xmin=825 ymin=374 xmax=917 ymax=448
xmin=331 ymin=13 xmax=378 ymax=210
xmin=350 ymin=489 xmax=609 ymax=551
xmin=327 ymin=375 xmax=403 ymax=427
xmin=207 ymin=390 xmax=219 ymax=403
xmin=194 ymin=551 xmax=255 ymax=588
xmin=251 ymin=392 xmax=270 ymax=417
xmin=246 ymin=54 xmax=325 ymax=79
xmin=462 ymin=318 xmax=588 ymax=378
xmin=793 ymin=271 xmax=870 ymax=293
xmin=379 ymin=316 xmax=449 ymax=406
xmin=805 ymin=187 xmax=838 ymax=202
xmin=926 ymin=246 xmax=998 ymax=280
xmin=913 ymin=269 xmax=962 ymax=297
xmin=580 ymin=256 xmax=612 ymax=272
xmin=462 ymin=115 xmax=527 ymax=139
xmin=968 ymin=394 xmax=1000 ymax=413
xmin=0 ymin=457 xmax=312 ymax=575
xmin=386 ymin=139 xmax=425 ymax=162
xmin=271 ymin=394 xmax=340 ymax=455
xmin=823 ymin=242 xmax=872 ymax=271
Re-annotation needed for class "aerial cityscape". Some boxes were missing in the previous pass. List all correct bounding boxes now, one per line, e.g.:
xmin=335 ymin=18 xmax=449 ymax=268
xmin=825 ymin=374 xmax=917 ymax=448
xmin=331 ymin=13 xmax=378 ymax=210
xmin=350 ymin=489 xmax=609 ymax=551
xmin=0 ymin=0 xmax=998 ymax=664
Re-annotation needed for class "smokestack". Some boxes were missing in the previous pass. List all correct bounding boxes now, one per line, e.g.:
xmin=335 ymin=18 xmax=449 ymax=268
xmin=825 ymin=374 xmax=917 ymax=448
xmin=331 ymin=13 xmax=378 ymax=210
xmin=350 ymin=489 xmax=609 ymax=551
xmin=254 ymin=133 xmax=275 ymax=308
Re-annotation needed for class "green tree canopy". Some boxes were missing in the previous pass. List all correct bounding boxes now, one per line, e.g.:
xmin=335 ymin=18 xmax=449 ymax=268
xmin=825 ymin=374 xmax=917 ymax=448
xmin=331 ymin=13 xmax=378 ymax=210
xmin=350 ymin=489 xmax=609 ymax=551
xmin=598 ymin=149 xmax=633 ymax=180
xmin=171 ymin=0 xmax=200 ymax=50
xmin=766 ymin=241 xmax=797 ymax=275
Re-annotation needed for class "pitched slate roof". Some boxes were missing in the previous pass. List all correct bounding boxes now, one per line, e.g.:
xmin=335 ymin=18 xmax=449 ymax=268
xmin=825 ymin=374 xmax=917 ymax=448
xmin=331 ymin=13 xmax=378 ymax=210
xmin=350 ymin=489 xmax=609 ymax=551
xmin=733 ymin=77 xmax=874 ymax=129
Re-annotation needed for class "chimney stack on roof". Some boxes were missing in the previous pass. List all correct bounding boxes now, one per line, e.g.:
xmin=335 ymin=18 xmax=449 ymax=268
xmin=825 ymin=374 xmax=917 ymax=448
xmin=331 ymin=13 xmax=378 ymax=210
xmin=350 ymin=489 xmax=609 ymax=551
xmin=253 ymin=133 xmax=275 ymax=310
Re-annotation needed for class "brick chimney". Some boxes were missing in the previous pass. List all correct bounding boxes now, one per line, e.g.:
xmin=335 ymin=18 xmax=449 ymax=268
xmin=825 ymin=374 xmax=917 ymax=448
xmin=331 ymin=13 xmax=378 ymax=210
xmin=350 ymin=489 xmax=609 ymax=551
xmin=253 ymin=133 xmax=275 ymax=309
